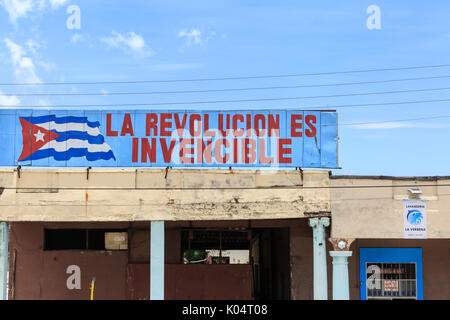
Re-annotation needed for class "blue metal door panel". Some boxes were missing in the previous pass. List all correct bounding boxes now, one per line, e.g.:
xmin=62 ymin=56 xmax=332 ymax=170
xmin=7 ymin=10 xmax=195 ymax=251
xmin=359 ymin=248 xmax=423 ymax=300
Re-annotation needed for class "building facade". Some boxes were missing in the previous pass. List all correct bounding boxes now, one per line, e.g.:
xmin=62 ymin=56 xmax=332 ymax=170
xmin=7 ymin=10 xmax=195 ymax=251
xmin=331 ymin=175 xmax=450 ymax=300
xmin=0 ymin=168 xmax=448 ymax=300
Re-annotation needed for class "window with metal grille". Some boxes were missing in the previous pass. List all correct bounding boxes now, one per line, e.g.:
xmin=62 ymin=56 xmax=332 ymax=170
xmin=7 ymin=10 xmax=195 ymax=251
xmin=181 ymin=229 xmax=250 ymax=264
xmin=366 ymin=263 xmax=417 ymax=300
xmin=44 ymin=228 xmax=128 ymax=250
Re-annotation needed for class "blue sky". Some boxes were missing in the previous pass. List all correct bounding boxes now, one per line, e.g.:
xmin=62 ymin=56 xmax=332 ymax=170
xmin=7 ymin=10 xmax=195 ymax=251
xmin=1 ymin=0 xmax=450 ymax=176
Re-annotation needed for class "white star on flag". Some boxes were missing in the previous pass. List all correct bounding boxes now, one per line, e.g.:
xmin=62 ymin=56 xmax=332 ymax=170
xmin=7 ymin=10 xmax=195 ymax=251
xmin=34 ymin=130 xmax=45 ymax=142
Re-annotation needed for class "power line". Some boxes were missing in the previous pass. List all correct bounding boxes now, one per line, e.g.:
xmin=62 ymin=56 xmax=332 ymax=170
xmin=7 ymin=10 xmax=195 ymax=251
xmin=329 ymin=115 xmax=450 ymax=127
xmin=0 ymin=99 xmax=448 ymax=130
xmin=3 ymin=100 xmax=450 ymax=128
xmin=2 ymin=99 xmax=450 ymax=127
xmin=11 ymin=86 xmax=450 ymax=104
xmin=3 ymin=97 xmax=450 ymax=109
xmin=1 ymin=64 xmax=450 ymax=86
xmin=4 ymin=75 xmax=450 ymax=96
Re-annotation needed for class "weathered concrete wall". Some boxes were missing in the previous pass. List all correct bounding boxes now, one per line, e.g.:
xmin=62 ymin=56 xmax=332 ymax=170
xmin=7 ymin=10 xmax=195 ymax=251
xmin=330 ymin=177 xmax=450 ymax=239
xmin=8 ymin=222 xmax=129 ymax=300
xmin=0 ymin=169 xmax=330 ymax=221
xmin=289 ymin=219 xmax=313 ymax=299
xmin=347 ymin=239 xmax=450 ymax=300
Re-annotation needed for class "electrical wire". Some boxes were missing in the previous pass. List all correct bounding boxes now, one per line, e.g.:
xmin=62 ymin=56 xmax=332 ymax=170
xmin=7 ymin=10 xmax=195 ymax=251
xmin=4 ymin=75 xmax=450 ymax=96
xmin=3 ymin=97 xmax=450 ymax=109
xmin=1 ymin=63 xmax=450 ymax=86
xmin=1 ymin=102 xmax=450 ymax=130
xmin=326 ymin=115 xmax=450 ymax=127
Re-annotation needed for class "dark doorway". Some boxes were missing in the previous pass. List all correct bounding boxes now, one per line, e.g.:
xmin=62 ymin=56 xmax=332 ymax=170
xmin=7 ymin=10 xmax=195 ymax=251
xmin=251 ymin=228 xmax=290 ymax=300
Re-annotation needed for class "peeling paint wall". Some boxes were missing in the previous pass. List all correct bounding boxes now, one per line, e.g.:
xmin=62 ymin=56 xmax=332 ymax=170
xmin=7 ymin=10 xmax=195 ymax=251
xmin=0 ymin=169 xmax=330 ymax=221
xmin=8 ymin=222 xmax=129 ymax=300
xmin=330 ymin=177 xmax=450 ymax=239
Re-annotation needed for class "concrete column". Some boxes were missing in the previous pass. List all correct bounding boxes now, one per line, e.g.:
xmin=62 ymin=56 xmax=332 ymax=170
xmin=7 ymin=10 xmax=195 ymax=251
xmin=0 ymin=222 xmax=8 ymax=300
xmin=150 ymin=221 xmax=164 ymax=300
xmin=329 ymin=251 xmax=352 ymax=300
xmin=308 ymin=217 xmax=330 ymax=300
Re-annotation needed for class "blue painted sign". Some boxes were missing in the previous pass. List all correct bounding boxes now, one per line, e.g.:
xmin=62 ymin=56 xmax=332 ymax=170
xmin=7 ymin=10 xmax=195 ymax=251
xmin=0 ymin=109 xmax=338 ymax=168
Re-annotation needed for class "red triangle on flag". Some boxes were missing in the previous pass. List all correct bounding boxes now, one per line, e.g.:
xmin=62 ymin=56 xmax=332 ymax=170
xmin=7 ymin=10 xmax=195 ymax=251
xmin=18 ymin=117 xmax=61 ymax=161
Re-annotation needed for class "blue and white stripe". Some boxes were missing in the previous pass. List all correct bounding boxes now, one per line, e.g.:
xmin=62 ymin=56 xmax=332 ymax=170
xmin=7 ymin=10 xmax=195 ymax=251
xmin=21 ymin=115 xmax=116 ymax=162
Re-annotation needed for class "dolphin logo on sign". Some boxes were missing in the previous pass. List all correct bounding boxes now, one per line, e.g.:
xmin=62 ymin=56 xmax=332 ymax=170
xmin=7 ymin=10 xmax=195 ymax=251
xmin=406 ymin=209 xmax=424 ymax=225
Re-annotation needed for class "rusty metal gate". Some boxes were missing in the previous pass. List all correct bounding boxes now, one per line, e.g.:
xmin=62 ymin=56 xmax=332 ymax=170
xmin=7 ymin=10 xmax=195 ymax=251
xmin=365 ymin=262 xmax=417 ymax=299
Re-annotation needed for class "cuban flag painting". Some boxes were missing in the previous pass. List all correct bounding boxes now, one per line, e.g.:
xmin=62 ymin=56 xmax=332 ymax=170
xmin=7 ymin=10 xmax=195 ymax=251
xmin=18 ymin=115 xmax=116 ymax=163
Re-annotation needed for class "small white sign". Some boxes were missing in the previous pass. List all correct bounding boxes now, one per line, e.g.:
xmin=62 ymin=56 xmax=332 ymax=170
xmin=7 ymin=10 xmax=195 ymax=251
xmin=383 ymin=280 xmax=399 ymax=292
xmin=403 ymin=199 xmax=427 ymax=239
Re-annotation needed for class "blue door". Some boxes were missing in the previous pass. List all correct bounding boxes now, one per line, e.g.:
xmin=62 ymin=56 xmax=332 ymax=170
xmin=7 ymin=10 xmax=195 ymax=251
xmin=359 ymin=248 xmax=423 ymax=300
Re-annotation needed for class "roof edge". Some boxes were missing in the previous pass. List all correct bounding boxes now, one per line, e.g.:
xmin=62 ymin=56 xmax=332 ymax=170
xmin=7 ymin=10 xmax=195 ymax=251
xmin=330 ymin=174 xmax=450 ymax=181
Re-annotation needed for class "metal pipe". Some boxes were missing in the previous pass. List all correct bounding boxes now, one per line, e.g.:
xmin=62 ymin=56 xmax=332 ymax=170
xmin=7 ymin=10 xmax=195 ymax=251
xmin=0 ymin=223 xmax=9 ymax=300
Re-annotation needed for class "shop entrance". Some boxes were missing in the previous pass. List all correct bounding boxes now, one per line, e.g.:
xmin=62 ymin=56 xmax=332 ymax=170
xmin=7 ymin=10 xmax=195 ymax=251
xmin=359 ymin=248 xmax=423 ymax=300
xmin=251 ymin=228 xmax=291 ymax=300
xmin=126 ymin=223 xmax=293 ymax=300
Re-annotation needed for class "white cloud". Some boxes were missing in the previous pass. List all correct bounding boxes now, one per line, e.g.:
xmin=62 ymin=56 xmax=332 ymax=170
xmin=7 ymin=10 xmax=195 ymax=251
xmin=0 ymin=0 xmax=34 ymax=23
xmin=178 ymin=28 xmax=214 ymax=48
xmin=101 ymin=31 xmax=155 ymax=57
xmin=178 ymin=28 xmax=202 ymax=46
xmin=25 ymin=39 xmax=40 ymax=53
xmin=71 ymin=33 xmax=82 ymax=44
xmin=4 ymin=37 xmax=24 ymax=64
xmin=23 ymin=40 xmax=55 ymax=72
xmin=0 ymin=91 xmax=20 ymax=106
xmin=48 ymin=0 xmax=69 ymax=9
xmin=0 ymin=0 xmax=69 ymax=23
xmin=38 ymin=60 xmax=55 ymax=72
xmin=4 ymin=38 xmax=42 ymax=83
